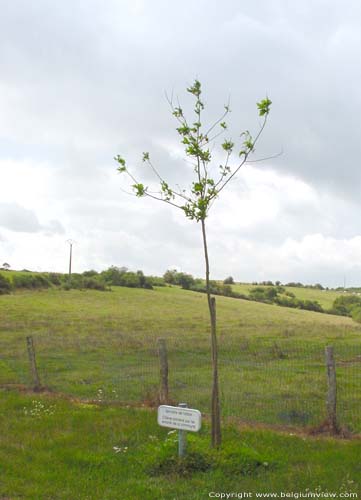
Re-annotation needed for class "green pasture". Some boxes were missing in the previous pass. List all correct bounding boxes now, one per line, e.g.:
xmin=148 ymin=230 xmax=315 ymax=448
xmin=0 ymin=286 xmax=360 ymax=431
xmin=0 ymin=389 xmax=360 ymax=499
xmin=0 ymin=269 xmax=40 ymax=280
xmin=232 ymin=283 xmax=347 ymax=310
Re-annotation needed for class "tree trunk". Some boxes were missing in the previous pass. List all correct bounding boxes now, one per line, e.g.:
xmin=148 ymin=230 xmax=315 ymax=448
xmin=201 ymin=218 xmax=221 ymax=447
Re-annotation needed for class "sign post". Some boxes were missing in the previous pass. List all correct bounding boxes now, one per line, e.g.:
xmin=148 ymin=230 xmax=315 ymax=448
xmin=178 ymin=403 xmax=187 ymax=457
xmin=157 ymin=402 xmax=202 ymax=458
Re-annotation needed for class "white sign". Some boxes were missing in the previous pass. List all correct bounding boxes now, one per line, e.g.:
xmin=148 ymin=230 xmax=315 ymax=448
xmin=157 ymin=405 xmax=202 ymax=432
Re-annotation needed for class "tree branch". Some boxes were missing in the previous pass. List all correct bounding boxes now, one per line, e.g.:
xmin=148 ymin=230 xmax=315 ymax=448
xmin=245 ymin=149 xmax=283 ymax=163
xmin=213 ymin=114 xmax=269 ymax=198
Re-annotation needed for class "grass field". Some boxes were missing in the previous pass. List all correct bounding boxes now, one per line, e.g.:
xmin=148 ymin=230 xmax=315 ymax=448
xmin=0 ymin=388 xmax=360 ymax=499
xmin=231 ymin=283 xmax=346 ymax=310
xmin=1 ymin=285 xmax=360 ymax=431
xmin=0 ymin=269 xmax=39 ymax=280
xmin=1 ymin=284 xmax=361 ymax=498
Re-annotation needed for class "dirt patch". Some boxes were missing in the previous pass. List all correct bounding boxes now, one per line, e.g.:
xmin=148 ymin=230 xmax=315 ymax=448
xmin=308 ymin=419 xmax=352 ymax=438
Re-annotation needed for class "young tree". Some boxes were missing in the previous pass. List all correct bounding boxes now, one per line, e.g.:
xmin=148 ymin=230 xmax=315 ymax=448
xmin=115 ymin=80 xmax=271 ymax=447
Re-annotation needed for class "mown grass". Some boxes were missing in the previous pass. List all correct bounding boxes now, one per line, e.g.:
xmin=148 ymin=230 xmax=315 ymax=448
xmin=0 ymin=389 xmax=360 ymax=499
xmin=1 ymin=286 xmax=360 ymax=431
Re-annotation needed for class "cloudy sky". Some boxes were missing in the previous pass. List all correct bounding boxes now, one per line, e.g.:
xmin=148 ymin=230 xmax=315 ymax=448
xmin=1 ymin=0 xmax=361 ymax=287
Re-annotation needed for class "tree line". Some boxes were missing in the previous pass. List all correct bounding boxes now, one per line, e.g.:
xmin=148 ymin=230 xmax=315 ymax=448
xmin=2 ymin=267 xmax=361 ymax=323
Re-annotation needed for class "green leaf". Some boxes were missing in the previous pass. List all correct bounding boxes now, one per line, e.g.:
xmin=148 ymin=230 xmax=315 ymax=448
xmin=186 ymin=79 xmax=201 ymax=97
xmin=132 ymin=183 xmax=146 ymax=197
xmin=222 ymin=140 xmax=234 ymax=152
xmin=172 ymin=107 xmax=183 ymax=118
xmin=161 ymin=181 xmax=174 ymax=201
xmin=176 ymin=125 xmax=190 ymax=136
xmin=114 ymin=155 xmax=126 ymax=167
xmin=257 ymin=97 xmax=272 ymax=116
xmin=142 ymin=152 xmax=150 ymax=162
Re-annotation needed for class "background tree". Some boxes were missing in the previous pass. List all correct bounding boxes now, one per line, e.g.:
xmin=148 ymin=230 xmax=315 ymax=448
xmin=115 ymin=80 xmax=271 ymax=447
xmin=2 ymin=262 xmax=10 ymax=271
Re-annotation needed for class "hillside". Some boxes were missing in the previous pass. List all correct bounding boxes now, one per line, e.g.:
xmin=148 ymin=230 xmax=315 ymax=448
xmin=1 ymin=285 xmax=360 ymax=431
xmin=232 ymin=283 xmax=347 ymax=309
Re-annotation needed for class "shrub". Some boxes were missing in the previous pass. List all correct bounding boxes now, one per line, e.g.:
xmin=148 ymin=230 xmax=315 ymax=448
xmin=163 ymin=269 xmax=178 ymax=284
xmin=223 ymin=276 xmax=234 ymax=285
xmin=147 ymin=276 xmax=166 ymax=287
xmin=163 ymin=270 xmax=195 ymax=289
xmin=299 ymin=299 xmax=323 ymax=313
xmin=45 ymin=273 xmax=63 ymax=286
xmin=119 ymin=272 xmax=141 ymax=288
xmin=100 ymin=266 xmax=128 ymax=285
xmin=351 ymin=306 xmax=361 ymax=323
xmin=220 ymin=284 xmax=233 ymax=296
xmin=82 ymin=277 xmax=108 ymax=291
xmin=12 ymin=273 xmax=51 ymax=290
xmin=82 ymin=270 xmax=99 ymax=277
xmin=249 ymin=286 xmax=278 ymax=303
xmin=177 ymin=273 xmax=195 ymax=290
xmin=0 ymin=274 xmax=12 ymax=294
xmin=331 ymin=295 xmax=361 ymax=317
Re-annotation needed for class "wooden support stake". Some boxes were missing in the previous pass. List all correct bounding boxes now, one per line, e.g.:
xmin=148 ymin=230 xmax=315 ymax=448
xmin=26 ymin=336 xmax=41 ymax=391
xmin=157 ymin=338 xmax=169 ymax=404
xmin=325 ymin=345 xmax=338 ymax=433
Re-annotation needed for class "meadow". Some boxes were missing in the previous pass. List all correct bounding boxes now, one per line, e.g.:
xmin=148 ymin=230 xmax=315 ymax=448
xmin=1 ymin=283 xmax=360 ymax=430
xmin=1 ymin=388 xmax=360 ymax=499
xmin=231 ymin=283 xmax=345 ymax=310
xmin=1 ymin=282 xmax=361 ymax=497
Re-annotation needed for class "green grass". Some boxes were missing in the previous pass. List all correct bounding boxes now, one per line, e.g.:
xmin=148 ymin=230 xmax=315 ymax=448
xmin=232 ymin=283 xmax=346 ymax=309
xmin=0 ymin=389 xmax=360 ymax=499
xmin=1 ymin=286 xmax=361 ymax=431
xmin=0 ymin=269 xmax=40 ymax=281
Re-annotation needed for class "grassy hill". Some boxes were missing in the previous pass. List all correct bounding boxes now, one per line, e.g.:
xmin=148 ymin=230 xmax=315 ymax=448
xmin=232 ymin=283 xmax=347 ymax=309
xmin=1 ymin=285 xmax=360 ymax=430
xmin=1 ymin=285 xmax=361 ymax=497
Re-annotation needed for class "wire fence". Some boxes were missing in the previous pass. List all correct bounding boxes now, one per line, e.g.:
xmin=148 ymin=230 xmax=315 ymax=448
xmin=1 ymin=332 xmax=360 ymax=433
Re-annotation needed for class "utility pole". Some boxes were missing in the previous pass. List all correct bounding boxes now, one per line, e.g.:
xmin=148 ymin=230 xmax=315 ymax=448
xmin=66 ymin=239 xmax=75 ymax=280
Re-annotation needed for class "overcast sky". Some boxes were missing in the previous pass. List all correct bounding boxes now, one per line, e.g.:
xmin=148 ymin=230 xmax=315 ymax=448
xmin=1 ymin=0 xmax=361 ymax=287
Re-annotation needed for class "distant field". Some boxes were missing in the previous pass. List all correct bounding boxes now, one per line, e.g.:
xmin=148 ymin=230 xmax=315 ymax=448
xmin=232 ymin=283 xmax=346 ymax=309
xmin=1 ymin=285 xmax=360 ymax=431
xmin=0 ymin=269 xmax=39 ymax=281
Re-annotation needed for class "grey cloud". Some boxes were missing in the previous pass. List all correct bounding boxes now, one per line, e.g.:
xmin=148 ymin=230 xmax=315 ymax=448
xmin=0 ymin=203 xmax=42 ymax=233
xmin=2 ymin=1 xmax=361 ymax=285
xmin=43 ymin=220 xmax=65 ymax=236
xmin=0 ymin=203 xmax=64 ymax=235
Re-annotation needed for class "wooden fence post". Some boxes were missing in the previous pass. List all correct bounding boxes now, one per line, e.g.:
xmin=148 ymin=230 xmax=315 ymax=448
xmin=157 ymin=338 xmax=169 ymax=404
xmin=325 ymin=345 xmax=338 ymax=433
xmin=26 ymin=336 xmax=41 ymax=391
